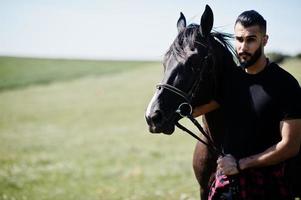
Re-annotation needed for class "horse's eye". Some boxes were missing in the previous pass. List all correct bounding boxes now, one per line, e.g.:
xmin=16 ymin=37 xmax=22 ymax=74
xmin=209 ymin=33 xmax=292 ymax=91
xmin=192 ymin=65 xmax=200 ymax=72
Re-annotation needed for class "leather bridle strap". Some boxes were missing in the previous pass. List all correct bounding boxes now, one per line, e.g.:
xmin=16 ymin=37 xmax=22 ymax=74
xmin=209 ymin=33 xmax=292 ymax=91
xmin=156 ymin=84 xmax=191 ymax=103
xmin=156 ymin=54 xmax=210 ymax=105
xmin=176 ymin=115 xmax=224 ymax=156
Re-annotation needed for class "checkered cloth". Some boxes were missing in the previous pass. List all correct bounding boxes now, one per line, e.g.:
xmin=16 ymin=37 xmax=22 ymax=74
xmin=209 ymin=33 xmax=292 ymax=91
xmin=208 ymin=163 xmax=293 ymax=200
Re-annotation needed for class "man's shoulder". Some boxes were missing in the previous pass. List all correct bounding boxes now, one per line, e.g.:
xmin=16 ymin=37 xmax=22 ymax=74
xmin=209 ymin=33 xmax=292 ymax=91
xmin=268 ymin=62 xmax=300 ymax=87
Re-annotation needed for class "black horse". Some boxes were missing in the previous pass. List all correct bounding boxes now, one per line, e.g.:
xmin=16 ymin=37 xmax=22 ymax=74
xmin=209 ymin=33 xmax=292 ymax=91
xmin=145 ymin=5 xmax=236 ymax=199
xmin=145 ymin=5 xmax=300 ymax=200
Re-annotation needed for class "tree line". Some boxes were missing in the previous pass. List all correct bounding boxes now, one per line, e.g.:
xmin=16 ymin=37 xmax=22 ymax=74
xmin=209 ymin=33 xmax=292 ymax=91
xmin=267 ymin=52 xmax=301 ymax=64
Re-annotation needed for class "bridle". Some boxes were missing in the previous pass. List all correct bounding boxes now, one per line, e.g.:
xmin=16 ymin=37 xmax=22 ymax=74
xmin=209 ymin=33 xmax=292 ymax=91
xmin=156 ymin=54 xmax=224 ymax=156
xmin=153 ymin=32 xmax=241 ymax=199
xmin=157 ymin=53 xmax=212 ymax=108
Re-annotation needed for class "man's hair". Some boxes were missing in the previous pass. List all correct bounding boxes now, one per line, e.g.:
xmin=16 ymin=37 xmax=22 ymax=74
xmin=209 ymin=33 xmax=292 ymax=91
xmin=235 ymin=10 xmax=267 ymax=34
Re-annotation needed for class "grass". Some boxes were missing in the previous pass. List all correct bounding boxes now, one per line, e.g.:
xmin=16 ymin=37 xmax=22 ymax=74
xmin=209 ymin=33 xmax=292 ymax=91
xmin=281 ymin=58 xmax=301 ymax=82
xmin=0 ymin=56 xmax=300 ymax=200
xmin=0 ymin=57 xmax=199 ymax=200
xmin=0 ymin=56 xmax=157 ymax=91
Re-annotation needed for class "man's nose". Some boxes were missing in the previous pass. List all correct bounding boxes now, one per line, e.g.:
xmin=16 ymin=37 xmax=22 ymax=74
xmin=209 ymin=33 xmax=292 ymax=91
xmin=240 ymin=41 xmax=248 ymax=52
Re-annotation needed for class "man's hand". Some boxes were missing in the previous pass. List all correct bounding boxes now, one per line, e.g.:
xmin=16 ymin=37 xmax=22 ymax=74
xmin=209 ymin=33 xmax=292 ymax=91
xmin=217 ymin=154 xmax=239 ymax=175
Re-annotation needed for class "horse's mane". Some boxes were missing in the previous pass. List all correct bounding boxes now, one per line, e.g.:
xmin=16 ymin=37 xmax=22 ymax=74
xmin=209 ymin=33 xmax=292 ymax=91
xmin=165 ymin=24 xmax=237 ymax=63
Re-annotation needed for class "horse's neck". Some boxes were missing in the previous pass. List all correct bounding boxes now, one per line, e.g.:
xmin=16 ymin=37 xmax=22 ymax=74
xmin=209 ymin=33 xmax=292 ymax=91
xmin=198 ymin=38 xmax=235 ymax=146
xmin=204 ymin=47 xmax=235 ymax=146
xmin=204 ymin=108 xmax=224 ymax=147
xmin=213 ymin=43 xmax=237 ymax=99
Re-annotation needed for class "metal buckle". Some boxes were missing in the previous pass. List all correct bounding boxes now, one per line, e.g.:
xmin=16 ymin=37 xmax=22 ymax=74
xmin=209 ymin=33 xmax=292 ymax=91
xmin=176 ymin=102 xmax=192 ymax=117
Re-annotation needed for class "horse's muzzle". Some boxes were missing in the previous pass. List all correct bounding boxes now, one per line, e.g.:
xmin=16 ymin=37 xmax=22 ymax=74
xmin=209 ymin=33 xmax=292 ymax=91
xmin=145 ymin=110 xmax=175 ymax=135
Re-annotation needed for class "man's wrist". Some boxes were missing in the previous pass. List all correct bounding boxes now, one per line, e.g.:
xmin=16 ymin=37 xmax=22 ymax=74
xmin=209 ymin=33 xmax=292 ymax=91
xmin=236 ymin=159 xmax=242 ymax=173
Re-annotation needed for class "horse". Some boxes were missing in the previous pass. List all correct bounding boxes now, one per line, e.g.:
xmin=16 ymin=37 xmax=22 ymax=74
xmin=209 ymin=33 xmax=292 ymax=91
xmin=145 ymin=5 xmax=301 ymax=200
xmin=145 ymin=5 xmax=236 ymax=199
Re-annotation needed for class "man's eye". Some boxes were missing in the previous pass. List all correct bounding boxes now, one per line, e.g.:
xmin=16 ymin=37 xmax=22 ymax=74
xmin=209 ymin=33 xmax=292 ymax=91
xmin=247 ymin=38 xmax=256 ymax=43
xmin=236 ymin=37 xmax=243 ymax=42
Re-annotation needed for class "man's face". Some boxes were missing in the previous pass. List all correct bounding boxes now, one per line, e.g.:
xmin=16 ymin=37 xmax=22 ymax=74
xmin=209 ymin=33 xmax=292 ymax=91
xmin=234 ymin=22 xmax=268 ymax=68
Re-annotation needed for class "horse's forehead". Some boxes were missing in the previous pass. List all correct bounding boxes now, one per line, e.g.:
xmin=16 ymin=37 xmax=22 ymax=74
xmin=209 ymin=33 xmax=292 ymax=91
xmin=163 ymin=54 xmax=182 ymax=71
xmin=164 ymin=47 xmax=199 ymax=66
xmin=184 ymin=46 xmax=198 ymax=55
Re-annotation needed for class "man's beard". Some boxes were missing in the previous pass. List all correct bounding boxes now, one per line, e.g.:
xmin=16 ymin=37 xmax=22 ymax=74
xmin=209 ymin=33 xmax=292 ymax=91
xmin=238 ymin=46 xmax=262 ymax=69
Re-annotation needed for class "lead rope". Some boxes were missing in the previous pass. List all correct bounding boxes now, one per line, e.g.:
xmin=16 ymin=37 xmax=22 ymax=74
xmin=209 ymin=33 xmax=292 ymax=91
xmin=175 ymin=119 xmax=224 ymax=156
xmin=175 ymin=104 xmax=241 ymax=200
xmin=175 ymin=107 xmax=224 ymax=156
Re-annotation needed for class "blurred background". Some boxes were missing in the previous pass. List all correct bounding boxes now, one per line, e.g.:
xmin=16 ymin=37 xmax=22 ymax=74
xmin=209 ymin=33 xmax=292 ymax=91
xmin=0 ymin=1 xmax=300 ymax=200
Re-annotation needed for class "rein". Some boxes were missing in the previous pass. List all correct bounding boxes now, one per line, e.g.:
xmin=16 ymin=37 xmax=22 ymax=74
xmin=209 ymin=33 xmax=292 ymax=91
xmin=176 ymin=113 xmax=224 ymax=156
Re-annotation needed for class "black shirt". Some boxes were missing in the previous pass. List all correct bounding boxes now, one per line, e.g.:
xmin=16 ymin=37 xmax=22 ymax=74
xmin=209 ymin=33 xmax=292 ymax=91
xmin=219 ymin=61 xmax=301 ymax=159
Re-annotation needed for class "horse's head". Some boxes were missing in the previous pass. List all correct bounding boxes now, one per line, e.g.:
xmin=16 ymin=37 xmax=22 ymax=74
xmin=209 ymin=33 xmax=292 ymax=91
xmin=146 ymin=5 xmax=223 ymax=134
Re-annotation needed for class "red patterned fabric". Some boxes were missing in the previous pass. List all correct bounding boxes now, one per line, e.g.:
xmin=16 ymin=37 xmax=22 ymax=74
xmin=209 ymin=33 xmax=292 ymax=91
xmin=208 ymin=164 xmax=293 ymax=200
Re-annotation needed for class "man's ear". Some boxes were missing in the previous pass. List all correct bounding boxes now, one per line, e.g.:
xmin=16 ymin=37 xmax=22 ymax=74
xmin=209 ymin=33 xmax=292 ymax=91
xmin=263 ymin=35 xmax=269 ymax=46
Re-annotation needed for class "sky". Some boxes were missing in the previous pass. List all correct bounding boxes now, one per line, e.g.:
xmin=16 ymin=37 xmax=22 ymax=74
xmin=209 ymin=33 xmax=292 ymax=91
xmin=0 ymin=0 xmax=301 ymax=60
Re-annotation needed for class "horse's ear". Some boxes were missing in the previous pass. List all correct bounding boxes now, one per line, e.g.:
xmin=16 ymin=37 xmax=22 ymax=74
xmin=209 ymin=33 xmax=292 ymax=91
xmin=199 ymin=5 xmax=214 ymax=37
xmin=177 ymin=12 xmax=186 ymax=32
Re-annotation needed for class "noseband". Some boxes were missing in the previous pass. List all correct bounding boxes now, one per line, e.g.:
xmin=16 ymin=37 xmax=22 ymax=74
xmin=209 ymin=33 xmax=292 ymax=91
xmin=156 ymin=84 xmax=191 ymax=104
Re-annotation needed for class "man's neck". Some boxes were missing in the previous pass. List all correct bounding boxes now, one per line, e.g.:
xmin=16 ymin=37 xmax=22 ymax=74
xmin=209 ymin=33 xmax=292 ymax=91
xmin=245 ymin=55 xmax=267 ymax=74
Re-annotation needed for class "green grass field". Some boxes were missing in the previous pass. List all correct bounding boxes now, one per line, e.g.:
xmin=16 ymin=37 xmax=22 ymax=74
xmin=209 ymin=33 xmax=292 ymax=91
xmin=0 ymin=57 xmax=158 ymax=91
xmin=282 ymin=58 xmax=301 ymax=82
xmin=0 ymin=57 xmax=200 ymax=200
xmin=0 ymin=56 xmax=300 ymax=200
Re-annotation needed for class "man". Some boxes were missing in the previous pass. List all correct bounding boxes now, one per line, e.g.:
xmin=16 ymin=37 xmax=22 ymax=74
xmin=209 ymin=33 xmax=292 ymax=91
xmin=195 ymin=10 xmax=301 ymax=199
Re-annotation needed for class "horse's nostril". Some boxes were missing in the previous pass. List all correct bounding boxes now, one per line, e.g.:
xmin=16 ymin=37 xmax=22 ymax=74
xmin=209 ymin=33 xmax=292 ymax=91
xmin=150 ymin=110 xmax=163 ymax=125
